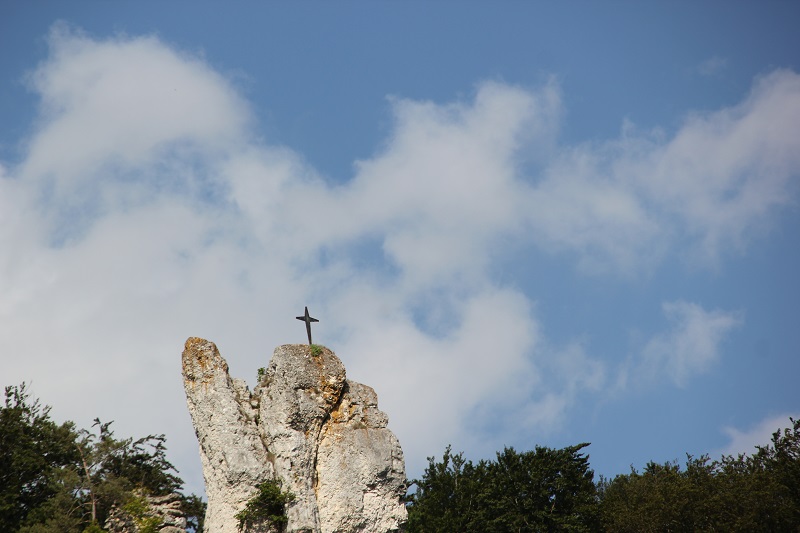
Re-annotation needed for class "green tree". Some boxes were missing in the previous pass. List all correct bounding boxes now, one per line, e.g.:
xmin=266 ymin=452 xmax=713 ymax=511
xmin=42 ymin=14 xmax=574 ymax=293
xmin=71 ymin=418 xmax=185 ymax=528
xmin=598 ymin=417 xmax=800 ymax=532
xmin=598 ymin=460 xmax=696 ymax=532
xmin=407 ymin=443 xmax=599 ymax=532
xmin=234 ymin=479 xmax=294 ymax=532
xmin=406 ymin=446 xmax=489 ymax=532
xmin=0 ymin=384 xmax=80 ymax=532
xmin=1 ymin=383 xmax=206 ymax=532
xmin=712 ymin=417 xmax=800 ymax=530
xmin=181 ymin=494 xmax=206 ymax=533
xmin=484 ymin=444 xmax=599 ymax=532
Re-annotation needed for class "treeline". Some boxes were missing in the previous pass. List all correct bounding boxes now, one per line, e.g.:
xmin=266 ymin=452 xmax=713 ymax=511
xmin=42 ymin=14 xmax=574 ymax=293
xmin=407 ymin=418 xmax=800 ymax=532
xmin=0 ymin=384 xmax=205 ymax=533
xmin=4 ymin=381 xmax=798 ymax=532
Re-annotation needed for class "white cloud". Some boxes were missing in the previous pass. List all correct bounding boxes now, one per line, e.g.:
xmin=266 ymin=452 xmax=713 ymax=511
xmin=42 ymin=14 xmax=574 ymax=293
xmin=506 ymin=341 xmax=606 ymax=438
xmin=639 ymin=301 xmax=743 ymax=386
xmin=524 ymin=69 xmax=800 ymax=273
xmin=717 ymin=414 xmax=799 ymax=458
xmin=2 ymin=25 xmax=799 ymax=496
xmin=526 ymin=141 xmax=665 ymax=274
xmin=19 ymin=23 xmax=250 ymax=242
xmin=642 ymin=70 xmax=800 ymax=263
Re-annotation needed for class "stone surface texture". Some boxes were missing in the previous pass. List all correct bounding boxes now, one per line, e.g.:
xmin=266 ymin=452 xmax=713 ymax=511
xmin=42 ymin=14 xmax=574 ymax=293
xmin=104 ymin=492 xmax=187 ymax=533
xmin=182 ymin=338 xmax=407 ymax=533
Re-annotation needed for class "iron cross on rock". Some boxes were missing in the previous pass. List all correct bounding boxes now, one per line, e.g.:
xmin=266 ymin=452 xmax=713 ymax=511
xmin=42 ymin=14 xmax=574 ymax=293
xmin=296 ymin=306 xmax=319 ymax=345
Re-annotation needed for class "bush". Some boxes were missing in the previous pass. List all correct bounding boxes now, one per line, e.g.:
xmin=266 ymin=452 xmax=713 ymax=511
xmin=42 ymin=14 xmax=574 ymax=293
xmin=235 ymin=479 xmax=295 ymax=532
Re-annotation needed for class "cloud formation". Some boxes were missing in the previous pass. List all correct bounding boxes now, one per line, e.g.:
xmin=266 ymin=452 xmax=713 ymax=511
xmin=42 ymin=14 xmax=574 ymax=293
xmin=640 ymin=301 xmax=743 ymax=386
xmin=526 ymin=69 xmax=800 ymax=272
xmin=2 ymin=26 xmax=798 ymax=492
xmin=718 ymin=413 xmax=800 ymax=458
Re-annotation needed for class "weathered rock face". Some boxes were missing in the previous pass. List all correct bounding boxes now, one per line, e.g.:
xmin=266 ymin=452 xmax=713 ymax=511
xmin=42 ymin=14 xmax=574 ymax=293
xmin=182 ymin=338 xmax=407 ymax=533
xmin=316 ymin=382 xmax=407 ymax=533
xmin=104 ymin=492 xmax=187 ymax=533
xmin=182 ymin=338 xmax=273 ymax=533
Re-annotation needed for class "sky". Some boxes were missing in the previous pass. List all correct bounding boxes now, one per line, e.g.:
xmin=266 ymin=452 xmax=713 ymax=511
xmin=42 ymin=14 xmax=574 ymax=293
xmin=1 ymin=2 xmax=799 ymax=499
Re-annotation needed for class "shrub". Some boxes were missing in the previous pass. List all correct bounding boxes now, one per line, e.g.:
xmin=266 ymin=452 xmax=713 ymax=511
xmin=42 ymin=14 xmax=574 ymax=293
xmin=235 ymin=479 xmax=295 ymax=532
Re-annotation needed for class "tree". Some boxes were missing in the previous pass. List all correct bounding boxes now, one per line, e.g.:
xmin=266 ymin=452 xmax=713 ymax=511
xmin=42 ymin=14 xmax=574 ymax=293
xmin=0 ymin=384 xmax=80 ymax=532
xmin=1 ymin=383 xmax=206 ymax=532
xmin=181 ymin=494 xmax=206 ymax=533
xmin=407 ymin=443 xmax=599 ymax=532
xmin=597 ymin=459 xmax=700 ymax=532
xmin=234 ymin=479 xmax=294 ymax=532
xmin=712 ymin=417 xmax=800 ymax=530
xmin=406 ymin=446 xmax=489 ymax=532
xmin=71 ymin=418 xmax=186 ymax=528
xmin=484 ymin=444 xmax=599 ymax=532
xmin=598 ymin=417 xmax=800 ymax=532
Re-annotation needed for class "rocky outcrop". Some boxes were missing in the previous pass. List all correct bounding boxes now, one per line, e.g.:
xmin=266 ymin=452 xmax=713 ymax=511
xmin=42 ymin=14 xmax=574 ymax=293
xmin=182 ymin=338 xmax=273 ymax=533
xmin=104 ymin=492 xmax=187 ymax=533
xmin=182 ymin=338 xmax=407 ymax=533
xmin=316 ymin=382 xmax=407 ymax=532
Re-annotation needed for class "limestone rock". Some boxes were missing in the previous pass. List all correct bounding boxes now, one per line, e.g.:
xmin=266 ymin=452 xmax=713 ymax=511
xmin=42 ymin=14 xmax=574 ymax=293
xmin=182 ymin=338 xmax=407 ymax=533
xmin=104 ymin=492 xmax=187 ymax=533
xmin=182 ymin=338 xmax=273 ymax=533
xmin=316 ymin=382 xmax=408 ymax=533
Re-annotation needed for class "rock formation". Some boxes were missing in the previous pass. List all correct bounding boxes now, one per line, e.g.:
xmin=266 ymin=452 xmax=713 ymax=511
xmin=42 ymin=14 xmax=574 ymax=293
xmin=104 ymin=492 xmax=187 ymax=533
xmin=182 ymin=338 xmax=407 ymax=533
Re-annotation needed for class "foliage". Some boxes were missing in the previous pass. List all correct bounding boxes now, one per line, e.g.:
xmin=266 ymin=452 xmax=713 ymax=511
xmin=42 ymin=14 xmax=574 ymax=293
xmin=598 ymin=417 xmax=800 ymax=532
xmin=309 ymin=344 xmax=323 ymax=357
xmin=597 ymin=458 xmax=708 ymax=532
xmin=410 ymin=421 xmax=799 ymax=532
xmin=407 ymin=443 xmax=598 ymax=532
xmin=234 ymin=479 xmax=295 ymax=532
xmin=1 ymin=383 xmax=206 ymax=533
xmin=406 ymin=446 xmax=485 ymax=532
xmin=0 ymin=384 xmax=80 ymax=532
xmin=123 ymin=493 xmax=160 ymax=533
xmin=79 ymin=418 xmax=183 ymax=498
xmin=81 ymin=524 xmax=106 ymax=533
xmin=181 ymin=493 xmax=207 ymax=533
xmin=486 ymin=444 xmax=599 ymax=532
xmin=257 ymin=367 xmax=266 ymax=382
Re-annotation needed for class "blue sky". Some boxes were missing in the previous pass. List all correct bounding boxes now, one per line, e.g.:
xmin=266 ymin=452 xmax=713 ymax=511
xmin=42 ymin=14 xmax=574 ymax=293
xmin=2 ymin=2 xmax=799 ymax=498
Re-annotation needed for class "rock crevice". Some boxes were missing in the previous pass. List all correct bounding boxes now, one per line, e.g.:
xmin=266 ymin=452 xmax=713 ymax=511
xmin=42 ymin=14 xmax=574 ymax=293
xmin=182 ymin=338 xmax=407 ymax=533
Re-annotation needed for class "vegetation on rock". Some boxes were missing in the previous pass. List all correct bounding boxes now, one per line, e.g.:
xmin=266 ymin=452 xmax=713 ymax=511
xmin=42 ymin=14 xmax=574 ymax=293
xmin=234 ymin=479 xmax=295 ymax=532
xmin=121 ymin=493 xmax=161 ymax=533
xmin=309 ymin=344 xmax=323 ymax=357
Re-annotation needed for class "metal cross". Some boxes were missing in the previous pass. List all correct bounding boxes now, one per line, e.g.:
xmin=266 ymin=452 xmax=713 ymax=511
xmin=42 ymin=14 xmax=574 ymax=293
xmin=296 ymin=306 xmax=319 ymax=345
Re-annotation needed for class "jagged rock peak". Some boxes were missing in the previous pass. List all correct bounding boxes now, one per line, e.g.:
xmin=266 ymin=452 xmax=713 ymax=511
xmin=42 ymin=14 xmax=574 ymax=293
xmin=182 ymin=338 xmax=407 ymax=533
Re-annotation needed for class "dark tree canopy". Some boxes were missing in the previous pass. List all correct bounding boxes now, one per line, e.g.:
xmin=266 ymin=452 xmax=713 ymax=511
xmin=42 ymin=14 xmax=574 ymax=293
xmin=407 ymin=443 xmax=599 ymax=532
xmin=408 ymin=419 xmax=800 ymax=533
xmin=598 ymin=417 xmax=800 ymax=532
